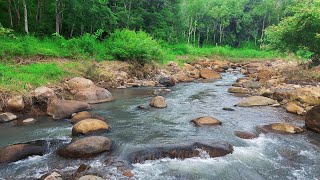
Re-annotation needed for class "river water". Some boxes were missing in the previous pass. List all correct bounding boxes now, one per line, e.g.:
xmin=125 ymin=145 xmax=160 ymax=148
xmin=0 ymin=72 xmax=319 ymax=180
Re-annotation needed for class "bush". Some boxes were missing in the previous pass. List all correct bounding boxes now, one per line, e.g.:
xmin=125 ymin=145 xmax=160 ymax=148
xmin=105 ymin=29 xmax=164 ymax=64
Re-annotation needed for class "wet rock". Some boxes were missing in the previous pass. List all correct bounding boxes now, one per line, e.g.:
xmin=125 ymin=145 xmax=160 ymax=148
xmin=7 ymin=95 xmax=24 ymax=112
xmin=47 ymin=99 xmax=91 ymax=120
xmin=122 ymin=170 xmax=134 ymax=178
xmin=173 ymin=71 xmax=194 ymax=82
xmin=191 ymin=116 xmax=222 ymax=126
xmin=72 ymin=119 xmax=110 ymax=136
xmin=149 ymin=96 xmax=167 ymax=108
xmin=43 ymin=172 xmax=63 ymax=180
xmin=75 ymin=164 xmax=91 ymax=175
xmin=199 ymin=69 xmax=221 ymax=79
xmin=70 ymin=111 xmax=104 ymax=124
xmin=258 ymin=123 xmax=304 ymax=134
xmin=66 ymin=77 xmax=114 ymax=104
xmin=34 ymin=86 xmax=56 ymax=99
xmin=78 ymin=175 xmax=104 ymax=180
xmin=242 ymin=81 xmax=262 ymax=89
xmin=222 ymin=108 xmax=235 ymax=111
xmin=137 ymin=105 xmax=148 ymax=110
xmin=0 ymin=112 xmax=17 ymax=123
xmin=22 ymin=118 xmax=37 ymax=124
xmin=58 ymin=136 xmax=112 ymax=158
xmin=291 ymin=87 xmax=320 ymax=105
xmin=141 ymin=80 xmax=157 ymax=87
xmin=234 ymin=131 xmax=258 ymax=139
xmin=228 ymin=87 xmax=249 ymax=94
xmin=305 ymin=105 xmax=320 ymax=133
xmin=127 ymin=142 xmax=233 ymax=164
xmin=159 ymin=76 xmax=176 ymax=87
xmin=286 ymin=102 xmax=305 ymax=115
xmin=0 ymin=141 xmax=48 ymax=164
xmin=236 ymin=96 xmax=278 ymax=107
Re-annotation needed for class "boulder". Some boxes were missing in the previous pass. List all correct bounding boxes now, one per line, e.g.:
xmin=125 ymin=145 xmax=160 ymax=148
xmin=149 ymin=96 xmax=167 ymax=108
xmin=127 ymin=142 xmax=233 ymax=164
xmin=70 ymin=111 xmax=104 ymax=124
xmin=159 ymin=76 xmax=176 ymax=87
xmin=305 ymin=105 xmax=320 ymax=133
xmin=78 ymin=175 xmax=104 ymax=180
xmin=234 ymin=131 xmax=258 ymax=139
xmin=0 ymin=112 xmax=17 ymax=123
xmin=242 ymin=81 xmax=262 ymax=89
xmin=142 ymin=81 xmax=157 ymax=87
xmin=258 ymin=123 xmax=304 ymax=134
xmin=34 ymin=86 xmax=56 ymax=99
xmin=236 ymin=96 xmax=278 ymax=107
xmin=43 ymin=172 xmax=63 ymax=180
xmin=191 ymin=116 xmax=222 ymax=126
xmin=228 ymin=87 xmax=249 ymax=94
xmin=286 ymin=102 xmax=305 ymax=115
xmin=187 ymin=69 xmax=200 ymax=79
xmin=72 ymin=119 xmax=110 ymax=136
xmin=7 ymin=95 xmax=24 ymax=112
xmin=291 ymin=87 xmax=320 ymax=105
xmin=22 ymin=118 xmax=37 ymax=124
xmin=0 ymin=141 xmax=47 ymax=164
xmin=66 ymin=77 xmax=114 ymax=104
xmin=47 ymin=99 xmax=91 ymax=120
xmin=173 ymin=71 xmax=194 ymax=82
xmin=257 ymin=69 xmax=273 ymax=82
xmin=58 ymin=136 xmax=112 ymax=158
xmin=199 ymin=69 xmax=221 ymax=79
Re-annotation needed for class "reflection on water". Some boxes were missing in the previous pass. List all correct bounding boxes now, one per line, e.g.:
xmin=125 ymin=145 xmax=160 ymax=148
xmin=0 ymin=72 xmax=319 ymax=179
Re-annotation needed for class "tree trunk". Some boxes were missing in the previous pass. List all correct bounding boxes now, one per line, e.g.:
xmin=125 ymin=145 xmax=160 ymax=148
xmin=219 ymin=23 xmax=223 ymax=45
xmin=7 ymin=0 xmax=14 ymax=28
xmin=55 ymin=0 xmax=60 ymax=34
xmin=36 ymin=0 xmax=41 ymax=31
xmin=22 ymin=0 xmax=28 ymax=34
xmin=12 ymin=0 xmax=20 ymax=27
xmin=70 ymin=23 xmax=74 ymax=37
xmin=260 ymin=16 xmax=266 ymax=43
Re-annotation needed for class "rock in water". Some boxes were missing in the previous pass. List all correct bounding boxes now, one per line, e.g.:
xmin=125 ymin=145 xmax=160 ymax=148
xmin=0 ymin=141 xmax=47 ymax=164
xmin=47 ymin=99 xmax=91 ymax=120
xmin=72 ymin=119 xmax=110 ymax=136
xmin=78 ymin=175 xmax=104 ymax=180
xmin=236 ymin=96 xmax=278 ymax=107
xmin=199 ymin=69 xmax=221 ymax=79
xmin=228 ymin=87 xmax=249 ymax=94
xmin=150 ymin=96 xmax=167 ymax=108
xmin=286 ymin=102 xmax=305 ymax=115
xmin=234 ymin=131 xmax=258 ymax=139
xmin=58 ymin=136 xmax=112 ymax=158
xmin=258 ymin=123 xmax=304 ymax=134
xmin=0 ymin=112 xmax=17 ymax=123
xmin=7 ymin=95 xmax=24 ymax=112
xmin=159 ymin=76 xmax=176 ymax=87
xmin=127 ymin=142 xmax=233 ymax=164
xmin=191 ymin=116 xmax=222 ymax=126
xmin=305 ymin=105 xmax=320 ymax=133
xmin=70 ymin=111 xmax=104 ymax=124
xmin=65 ymin=77 xmax=114 ymax=104
xmin=43 ymin=172 xmax=63 ymax=180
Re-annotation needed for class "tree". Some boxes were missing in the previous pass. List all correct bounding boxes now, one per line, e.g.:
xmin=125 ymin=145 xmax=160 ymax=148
xmin=22 ymin=0 xmax=28 ymax=34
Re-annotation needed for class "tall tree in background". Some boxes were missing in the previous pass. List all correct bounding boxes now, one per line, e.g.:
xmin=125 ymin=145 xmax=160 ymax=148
xmin=22 ymin=0 xmax=28 ymax=34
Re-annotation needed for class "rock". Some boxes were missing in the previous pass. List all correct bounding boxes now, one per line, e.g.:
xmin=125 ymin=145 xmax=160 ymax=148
xmin=199 ymin=69 xmax=221 ymax=79
xmin=305 ymin=105 xmax=320 ymax=133
xmin=222 ymin=108 xmax=235 ymax=111
xmin=0 ymin=141 xmax=47 ymax=164
xmin=43 ymin=172 xmax=63 ymax=180
xmin=22 ymin=118 xmax=37 ymax=124
xmin=187 ymin=69 xmax=200 ymax=79
xmin=149 ymin=96 xmax=167 ymax=108
xmin=127 ymin=142 xmax=233 ymax=164
xmin=137 ymin=105 xmax=148 ymax=110
xmin=154 ymin=88 xmax=171 ymax=96
xmin=78 ymin=175 xmax=104 ymax=180
xmin=122 ymin=170 xmax=134 ymax=178
xmin=142 ymin=81 xmax=157 ymax=87
xmin=286 ymin=102 xmax=305 ymax=115
xmin=236 ymin=96 xmax=278 ymax=107
xmin=66 ymin=77 xmax=114 ymax=104
xmin=234 ymin=131 xmax=258 ymax=139
xmin=70 ymin=111 xmax=104 ymax=124
xmin=34 ymin=86 xmax=56 ymax=99
xmin=47 ymin=99 xmax=91 ymax=120
xmin=173 ymin=71 xmax=194 ymax=82
xmin=7 ymin=95 xmax=24 ymax=112
xmin=191 ymin=116 xmax=222 ymax=126
xmin=257 ymin=69 xmax=273 ymax=82
xmin=72 ymin=119 xmax=110 ymax=136
xmin=228 ymin=87 xmax=249 ymax=94
xmin=75 ymin=164 xmax=91 ymax=175
xmin=58 ymin=136 xmax=112 ymax=158
xmin=159 ymin=76 xmax=176 ymax=87
xmin=291 ymin=87 xmax=320 ymax=105
xmin=0 ymin=112 xmax=17 ymax=123
xmin=242 ymin=81 xmax=262 ymax=89
xmin=258 ymin=123 xmax=304 ymax=134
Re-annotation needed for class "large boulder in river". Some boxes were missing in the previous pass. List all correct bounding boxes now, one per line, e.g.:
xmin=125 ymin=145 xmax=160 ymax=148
xmin=0 ymin=112 xmax=17 ymax=123
xmin=236 ymin=96 xmax=277 ymax=107
xmin=150 ymin=96 xmax=167 ymax=108
xmin=72 ymin=119 xmax=110 ymax=136
xmin=65 ymin=77 xmax=114 ymax=104
xmin=58 ymin=136 xmax=112 ymax=158
xmin=0 ymin=141 xmax=47 ymax=164
xmin=127 ymin=142 xmax=233 ymax=164
xmin=286 ymin=102 xmax=305 ymax=115
xmin=258 ymin=123 xmax=304 ymax=134
xmin=191 ymin=116 xmax=222 ymax=126
xmin=199 ymin=69 xmax=221 ymax=79
xmin=70 ymin=111 xmax=105 ymax=124
xmin=305 ymin=105 xmax=320 ymax=133
xmin=7 ymin=95 xmax=24 ymax=112
xmin=47 ymin=99 xmax=91 ymax=120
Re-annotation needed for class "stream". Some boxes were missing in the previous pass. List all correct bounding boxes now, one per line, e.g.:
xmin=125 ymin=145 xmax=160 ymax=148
xmin=0 ymin=72 xmax=319 ymax=180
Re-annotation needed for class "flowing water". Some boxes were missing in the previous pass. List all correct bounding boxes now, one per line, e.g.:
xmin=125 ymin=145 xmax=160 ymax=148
xmin=0 ymin=72 xmax=320 ymax=180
